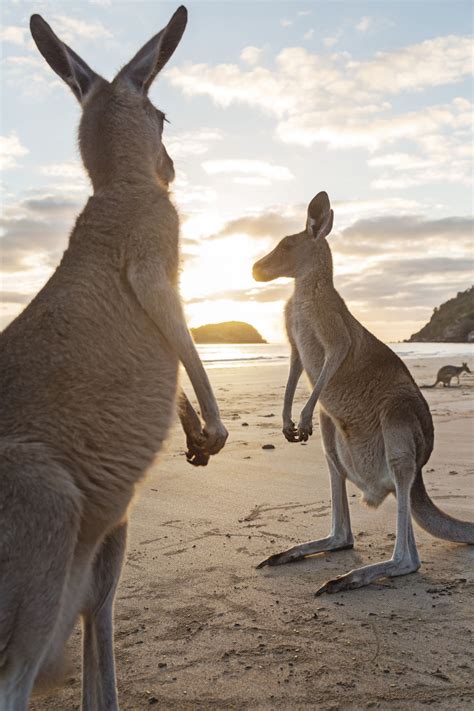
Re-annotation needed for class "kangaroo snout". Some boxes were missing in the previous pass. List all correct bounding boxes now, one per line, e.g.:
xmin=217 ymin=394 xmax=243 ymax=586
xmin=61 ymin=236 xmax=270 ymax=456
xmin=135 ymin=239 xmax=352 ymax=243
xmin=252 ymin=257 xmax=273 ymax=282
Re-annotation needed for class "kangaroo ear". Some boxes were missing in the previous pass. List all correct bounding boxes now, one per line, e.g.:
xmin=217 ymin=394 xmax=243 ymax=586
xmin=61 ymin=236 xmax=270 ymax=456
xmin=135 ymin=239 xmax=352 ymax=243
xmin=306 ymin=191 xmax=334 ymax=239
xmin=117 ymin=5 xmax=187 ymax=93
xmin=30 ymin=14 xmax=100 ymax=103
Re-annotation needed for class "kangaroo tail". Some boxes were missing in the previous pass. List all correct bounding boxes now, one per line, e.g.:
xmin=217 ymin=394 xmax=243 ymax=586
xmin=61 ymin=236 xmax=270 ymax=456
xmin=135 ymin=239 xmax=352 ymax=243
xmin=411 ymin=470 xmax=474 ymax=543
xmin=420 ymin=381 xmax=438 ymax=389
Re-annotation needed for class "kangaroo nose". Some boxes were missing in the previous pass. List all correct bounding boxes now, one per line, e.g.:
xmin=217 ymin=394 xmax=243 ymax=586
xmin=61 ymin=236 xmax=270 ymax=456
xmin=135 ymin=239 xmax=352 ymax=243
xmin=252 ymin=262 xmax=263 ymax=281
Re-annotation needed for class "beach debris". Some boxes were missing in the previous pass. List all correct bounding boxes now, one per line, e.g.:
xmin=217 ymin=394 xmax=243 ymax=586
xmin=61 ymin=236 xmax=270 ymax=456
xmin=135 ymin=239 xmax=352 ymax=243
xmin=262 ymin=444 xmax=276 ymax=450
xmin=241 ymin=422 xmax=249 ymax=426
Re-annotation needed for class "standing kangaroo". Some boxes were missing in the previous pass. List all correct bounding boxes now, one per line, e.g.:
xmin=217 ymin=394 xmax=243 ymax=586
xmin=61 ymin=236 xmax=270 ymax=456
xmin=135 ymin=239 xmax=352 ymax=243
xmin=426 ymin=362 xmax=471 ymax=388
xmin=252 ymin=191 xmax=473 ymax=595
xmin=0 ymin=7 xmax=228 ymax=710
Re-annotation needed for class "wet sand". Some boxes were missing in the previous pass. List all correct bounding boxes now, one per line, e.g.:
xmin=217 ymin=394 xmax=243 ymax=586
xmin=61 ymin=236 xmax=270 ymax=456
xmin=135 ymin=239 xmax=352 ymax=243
xmin=31 ymin=357 xmax=474 ymax=710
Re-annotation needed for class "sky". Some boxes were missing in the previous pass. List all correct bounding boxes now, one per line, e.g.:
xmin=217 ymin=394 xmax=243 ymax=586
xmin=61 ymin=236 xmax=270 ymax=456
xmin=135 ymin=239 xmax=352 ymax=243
xmin=1 ymin=0 xmax=473 ymax=343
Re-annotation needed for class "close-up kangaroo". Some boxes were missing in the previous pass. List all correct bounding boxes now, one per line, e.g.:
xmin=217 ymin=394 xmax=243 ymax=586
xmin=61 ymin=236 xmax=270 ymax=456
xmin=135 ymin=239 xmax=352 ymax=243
xmin=0 ymin=6 xmax=228 ymax=710
xmin=252 ymin=191 xmax=474 ymax=594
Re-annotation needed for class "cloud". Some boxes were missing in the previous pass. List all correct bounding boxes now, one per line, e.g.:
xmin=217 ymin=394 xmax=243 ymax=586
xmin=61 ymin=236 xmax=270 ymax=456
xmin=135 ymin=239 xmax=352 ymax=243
xmin=186 ymin=282 xmax=292 ymax=306
xmin=171 ymin=174 xmax=218 ymax=209
xmin=51 ymin=15 xmax=113 ymax=43
xmin=355 ymin=16 xmax=394 ymax=35
xmin=0 ymin=132 xmax=29 ymax=170
xmin=356 ymin=16 xmax=373 ymax=33
xmin=334 ymin=214 xmax=474 ymax=261
xmin=240 ymin=46 xmax=265 ymax=66
xmin=340 ymin=213 xmax=473 ymax=243
xmin=0 ymin=193 xmax=81 ymax=273
xmin=168 ymin=36 xmax=472 ymax=114
xmin=0 ymin=26 xmax=28 ymax=46
xmin=367 ymin=114 xmax=473 ymax=187
xmin=37 ymin=161 xmax=90 ymax=194
xmin=166 ymin=35 xmax=472 ymax=187
xmin=214 ymin=211 xmax=302 ymax=241
xmin=39 ymin=161 xmax=86 ymax=179
xmin=280 ymin=19 xmax=293 ymax=28
xmin=166 ymin=129 xmax=223 ymax=161
xmin=324 ymin=33 xmax=342 ymax=48
xmin=278 ymin=97 xmax=472 ymax=152
xmin=202 ymin=159 xmax=294 ymax=184
xmin=338 ymin=262 xmax=471 ymax=311
xmin=303 ymin=29 xmax=314 ymax=41
xmin=350 ymin=36 xmax=472 ymax=94
xmin=3 ymin=55 xmax=62 ymax=97
xmin=0 ymin=291 xmax=32 ymax=304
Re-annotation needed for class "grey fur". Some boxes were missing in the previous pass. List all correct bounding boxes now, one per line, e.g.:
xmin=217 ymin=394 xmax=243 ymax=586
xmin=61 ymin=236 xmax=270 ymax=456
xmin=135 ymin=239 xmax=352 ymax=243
xmin=253 ymin=191 xmax=473 ymax=595
xmin=0 ymin=7 xmax=228 ymax=710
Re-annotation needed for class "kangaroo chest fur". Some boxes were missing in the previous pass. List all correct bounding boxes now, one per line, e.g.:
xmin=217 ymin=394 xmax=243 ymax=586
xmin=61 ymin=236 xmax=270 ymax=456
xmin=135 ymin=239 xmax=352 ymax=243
xmin=288 ymin=299 xmax=416 ymax=506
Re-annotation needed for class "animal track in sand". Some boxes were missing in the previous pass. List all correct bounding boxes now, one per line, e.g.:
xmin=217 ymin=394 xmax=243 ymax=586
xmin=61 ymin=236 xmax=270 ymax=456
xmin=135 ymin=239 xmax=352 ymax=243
xmin=239 ymin=501 xmax=330 ymax=523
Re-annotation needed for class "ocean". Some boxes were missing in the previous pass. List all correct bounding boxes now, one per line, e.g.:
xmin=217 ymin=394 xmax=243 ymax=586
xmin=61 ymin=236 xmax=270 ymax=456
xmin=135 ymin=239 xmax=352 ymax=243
xmin=197 ymin=342 xmax=474 ymax=369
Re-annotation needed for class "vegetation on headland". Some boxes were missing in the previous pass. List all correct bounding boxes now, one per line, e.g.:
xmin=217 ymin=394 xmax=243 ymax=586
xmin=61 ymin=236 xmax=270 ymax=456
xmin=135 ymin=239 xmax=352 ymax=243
xmin=408 ymin=287 xmax=474 ymax=343
xmin=191 ymin=321 xmax=267 ymax=344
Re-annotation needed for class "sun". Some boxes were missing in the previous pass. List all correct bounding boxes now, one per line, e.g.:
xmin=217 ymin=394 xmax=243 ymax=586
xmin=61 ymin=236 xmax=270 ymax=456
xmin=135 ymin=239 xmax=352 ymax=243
xmin=179 ymin=229 xmax=287 ymax=342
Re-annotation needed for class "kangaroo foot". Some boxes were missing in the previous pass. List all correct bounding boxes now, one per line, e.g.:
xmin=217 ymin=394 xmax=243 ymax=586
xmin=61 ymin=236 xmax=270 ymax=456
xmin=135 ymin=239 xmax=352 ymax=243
xmin=315 ymin=558 xmax=420 ymax=596
xmin=257 ymin=538 xmax=354 ymax=569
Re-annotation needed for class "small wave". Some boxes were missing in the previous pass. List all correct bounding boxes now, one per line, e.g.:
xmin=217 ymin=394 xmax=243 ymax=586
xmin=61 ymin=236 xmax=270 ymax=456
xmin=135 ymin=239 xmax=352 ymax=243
xmin=201 ymin=355 xmax=287 ymax=366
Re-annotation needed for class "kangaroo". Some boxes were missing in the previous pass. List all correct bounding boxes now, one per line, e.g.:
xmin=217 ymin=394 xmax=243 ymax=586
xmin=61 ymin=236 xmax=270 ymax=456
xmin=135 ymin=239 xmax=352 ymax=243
xmin=0 ymin=7 xmax=228 ymax=710
xmin=425 ymin=363 xmax=471 ymax=388
xmin=252 ymin=191 xmax=473 ymax=595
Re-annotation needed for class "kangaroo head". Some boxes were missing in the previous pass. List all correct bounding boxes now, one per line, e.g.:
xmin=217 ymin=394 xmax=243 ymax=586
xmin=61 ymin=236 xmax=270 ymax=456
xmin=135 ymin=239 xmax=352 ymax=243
xmin=462 ymin=362 xmax=471 ymax=373
xmin=252 ymin=191 xmax=334 ymax=283
xmin=30 ymin=6 xmax=187 ymax=191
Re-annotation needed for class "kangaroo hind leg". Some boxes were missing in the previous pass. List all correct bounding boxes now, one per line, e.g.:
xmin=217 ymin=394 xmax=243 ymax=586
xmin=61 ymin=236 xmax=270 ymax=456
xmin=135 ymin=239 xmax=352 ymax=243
xmin=0 ymin=451 xmax=80 ymax=710
xmin=81 ymin=522 xmax=127 ymax=711
xmin=316 ymin=421 xmax=421 ymax=595
xmin=257 ymin=412 xmax=353 ymax=568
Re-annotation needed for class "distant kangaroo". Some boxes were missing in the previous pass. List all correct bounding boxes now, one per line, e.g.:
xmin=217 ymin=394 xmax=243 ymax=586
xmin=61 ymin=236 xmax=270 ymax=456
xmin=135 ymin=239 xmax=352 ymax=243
xmin=252 ymin=191 xmax=473 ymax=595
xmin=0 ymin=7 xmax=228 ymax=710
xmin=426 ymin=362 xmax=471 ymax=388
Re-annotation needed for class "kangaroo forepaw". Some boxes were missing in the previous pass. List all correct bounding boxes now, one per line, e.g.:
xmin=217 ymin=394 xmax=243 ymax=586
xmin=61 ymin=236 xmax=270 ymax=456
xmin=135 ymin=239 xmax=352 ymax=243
xmin=282 ymin=421 xmax=299 ymax=442
xmin=185 ymin=448 xmax=210 ymax=466
xmin=297 ymin=421 xmax=313 ymax=442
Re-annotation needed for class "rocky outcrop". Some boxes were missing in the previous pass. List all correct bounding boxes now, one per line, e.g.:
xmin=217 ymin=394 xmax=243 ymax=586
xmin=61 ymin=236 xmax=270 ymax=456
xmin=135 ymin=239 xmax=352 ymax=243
xmin=408 ymin=287 xmax=474 ymax=342
xmin=191 ymin=321 xmax=267 ymax=344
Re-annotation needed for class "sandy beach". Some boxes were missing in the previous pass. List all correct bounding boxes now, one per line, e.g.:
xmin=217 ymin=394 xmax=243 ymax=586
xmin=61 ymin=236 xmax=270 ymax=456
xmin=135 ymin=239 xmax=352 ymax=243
xmin=31 ymin=356 xmax=474 ymax=711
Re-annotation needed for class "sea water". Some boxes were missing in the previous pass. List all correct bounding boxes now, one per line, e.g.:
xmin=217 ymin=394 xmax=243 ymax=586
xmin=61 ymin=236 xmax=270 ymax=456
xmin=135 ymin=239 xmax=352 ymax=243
xmin=196 ymin=342 xmax=474 ymax=369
